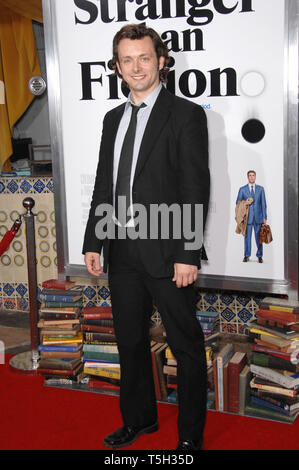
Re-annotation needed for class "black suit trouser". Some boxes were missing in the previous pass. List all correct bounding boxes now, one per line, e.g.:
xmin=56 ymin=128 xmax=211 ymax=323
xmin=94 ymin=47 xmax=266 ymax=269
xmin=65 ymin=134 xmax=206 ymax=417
xmin=108 ymin=238 xmax=207 ymax=441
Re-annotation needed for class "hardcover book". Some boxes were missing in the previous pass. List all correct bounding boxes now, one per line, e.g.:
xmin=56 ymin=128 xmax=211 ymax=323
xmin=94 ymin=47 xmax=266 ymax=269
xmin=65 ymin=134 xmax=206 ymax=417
xmin=216 ymin=343 xmax=234 ymax=412
xmin=250 ymin=364 xmax=299 ymax=389
xmin=239 ymin=364 xmax=251 ymax=414
xmin=256 ymin=308 xmax=299 ymax=323
xmin=249 ymin=376 xmax=299 ymax=397
xmin=81 ymin=324 xmax=115 ymax=335
xmin=259 ymin=297 xmax=299 ymax=314
xmin=38 ymin=293 xmax=82 ymax=303
xmin=227 ymin=351 xmax=247 ymax=413
xmin=42 ymin=279 xmax=76 ymax=290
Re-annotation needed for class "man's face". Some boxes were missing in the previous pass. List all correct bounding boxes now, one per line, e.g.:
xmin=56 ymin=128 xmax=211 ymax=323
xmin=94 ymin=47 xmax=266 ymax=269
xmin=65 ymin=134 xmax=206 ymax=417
xmin=116 ymin=36 xmax=164 ymax=100
xmin=248 ymin=172 xmax=256 ymax=184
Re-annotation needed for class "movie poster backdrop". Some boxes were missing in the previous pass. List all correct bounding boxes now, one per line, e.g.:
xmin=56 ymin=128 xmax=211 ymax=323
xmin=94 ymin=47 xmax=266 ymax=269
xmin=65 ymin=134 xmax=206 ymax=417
xmin=43 ymin=0 xmax=296 ymax=293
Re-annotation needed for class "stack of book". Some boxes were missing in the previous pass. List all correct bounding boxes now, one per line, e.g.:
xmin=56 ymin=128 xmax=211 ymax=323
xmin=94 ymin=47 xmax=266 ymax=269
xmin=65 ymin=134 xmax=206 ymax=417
xmin=81 ymin=305 xmax=121 ymax=393
xmin=212 ymin=345 xmax=250 ymax=414
xmin=196 ymin=309 xmax=220 ymax=336
xmin=245 ymin=297 xmax=299 ymax=422
xmin=37 ymin=279 xmax=84 ymax=383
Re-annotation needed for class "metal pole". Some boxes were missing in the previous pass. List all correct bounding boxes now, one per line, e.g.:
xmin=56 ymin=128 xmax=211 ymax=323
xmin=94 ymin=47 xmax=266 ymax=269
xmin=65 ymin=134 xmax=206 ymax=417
xmin=9 ymin=197 xmax=39 ymax=374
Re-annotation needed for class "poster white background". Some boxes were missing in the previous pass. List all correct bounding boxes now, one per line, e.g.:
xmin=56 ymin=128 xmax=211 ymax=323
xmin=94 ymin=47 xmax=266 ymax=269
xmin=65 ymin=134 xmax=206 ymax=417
xmin=52 ymin=0 xmax=285 ymax=280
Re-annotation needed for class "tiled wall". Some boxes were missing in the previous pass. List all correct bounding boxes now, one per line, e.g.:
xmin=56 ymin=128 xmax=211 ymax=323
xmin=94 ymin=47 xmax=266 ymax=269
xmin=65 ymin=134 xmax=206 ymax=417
xmin=0 ymin=177 xmax=262 ymax=333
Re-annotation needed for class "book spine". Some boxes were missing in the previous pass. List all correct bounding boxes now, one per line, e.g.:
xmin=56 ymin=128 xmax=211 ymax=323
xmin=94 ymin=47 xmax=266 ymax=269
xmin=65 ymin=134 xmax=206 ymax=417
xmin=83 ymin=331 xmax=116 ymax=342
xmin=196 ymin=316 xmax=217 ymax=323
xmin=250 ymin=364 xmax=298 ymax=389
xmin=83 ymin=366 xmax=121 ymax=379
xmin=39 ymin=294 xmax=81 ymax=303
xmin=217 ymin=357 xmax=224 ymax=411
xmin=83 ymin=352 xmax=119 ymax=362
xmin=83 ymin=344 xmax=118 ymax=353
xmin=250 ymin=378 xmax=297 ymax=397
xmin=38 ymin=365 xmax=83 ymax=376
xmin=42 ymin=300 xmax=83 ymax=308
xmin=250 ymin=395 xmax=290 ymax=416
xmin=88 ymin=378 xmax=120 ymax=391
xmin=41 ymin=351 xmax=82 ymax=359
xmin=252 ymin=352 xmax=298 ymax=373
xmin=38 ymin=344 xmax=81 ymax=352
xmin=83 ymin=313 xmax=113 ymax=319
xmin=81 ymin=324 xmax=115 ymax=334
xmin=212 ymin=358 xmax=219 ymax=411
xmin=82 ymin=319 xmax=114 ymax=327
xmin=228 ymin=360 xmax=246 ymax=413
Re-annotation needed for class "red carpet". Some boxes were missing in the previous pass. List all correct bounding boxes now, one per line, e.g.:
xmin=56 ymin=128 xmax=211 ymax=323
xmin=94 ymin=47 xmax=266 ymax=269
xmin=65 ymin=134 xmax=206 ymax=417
xmin=1 ymin=354 xmax=299 ymax=450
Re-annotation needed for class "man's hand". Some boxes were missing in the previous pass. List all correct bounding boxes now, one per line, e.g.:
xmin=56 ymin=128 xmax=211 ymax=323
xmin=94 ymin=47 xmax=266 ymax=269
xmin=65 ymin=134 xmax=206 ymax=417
xmin=84 ymin=252 xmax=103 ymax=277
xmin=172 ymin=263 xmax=198 ymax=288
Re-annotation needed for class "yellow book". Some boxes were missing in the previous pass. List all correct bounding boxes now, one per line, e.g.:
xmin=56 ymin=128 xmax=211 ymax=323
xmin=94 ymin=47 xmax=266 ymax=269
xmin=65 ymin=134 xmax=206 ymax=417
xmin=250 ymin=327 xmax=278 ymax=338
xmin=269 ymin=306 xmax=294 ymax=313
xmin=42 ymin=332 xmax=83 ymax=345
xmin=83 ymin=365 xmax=120 ymax=380
xmin=205 ymin=346 xmax=212 ymax=362
xmin=165 ymin=347 xmax=175 ymax=359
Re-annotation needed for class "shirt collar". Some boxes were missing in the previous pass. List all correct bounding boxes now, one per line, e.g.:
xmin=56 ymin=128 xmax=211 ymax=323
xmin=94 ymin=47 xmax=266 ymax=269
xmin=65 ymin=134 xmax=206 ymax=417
xmin=126 ymin=82 xmax=162 ymax=110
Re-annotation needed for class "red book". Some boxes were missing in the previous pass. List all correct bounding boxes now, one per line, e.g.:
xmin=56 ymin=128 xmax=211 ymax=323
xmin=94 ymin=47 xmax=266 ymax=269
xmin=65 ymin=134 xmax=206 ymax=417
xmin=256 ymin=309 xmax=299 ymax=323
xmin=42 ymin=279 xmax=76 ymax=290
xmin=223 ymin=362 xmax=229 ymax=412
xmin=212 ymin=357 xmax=219 ymax=411
xmin=88 ymin=378 xmax=120 ymax=392
xmin=227 ymin=352 xmax=247 ymax=413
xmin=37 ymin=363 xmax=83 ymax=376
xmin=81 ymin=324 xmax=115 ymax=335
xmin=251 ymin=344 xmax=299 ymax=362
xmin=83 ymin=312 xmax=113 ymax=319
xmin=82 ymin=306 xmax=113 ymax=319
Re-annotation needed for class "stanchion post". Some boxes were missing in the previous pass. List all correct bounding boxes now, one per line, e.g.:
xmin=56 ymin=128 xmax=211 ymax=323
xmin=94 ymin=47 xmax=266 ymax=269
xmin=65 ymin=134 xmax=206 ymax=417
xmin=23 ymin=197 xmax=39 ymax=367
xmin=9 ymin=197 xmax=39 ymax=374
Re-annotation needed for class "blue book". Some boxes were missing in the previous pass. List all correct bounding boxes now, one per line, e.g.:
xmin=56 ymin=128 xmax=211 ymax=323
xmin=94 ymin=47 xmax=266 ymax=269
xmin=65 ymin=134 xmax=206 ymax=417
xmin=251 ymin=395 xmax=291 ymax=416
xmin=38 ymin=344 xmax=82 ymax=352
xmin=38 ymin=293 xmax=82 ymax=303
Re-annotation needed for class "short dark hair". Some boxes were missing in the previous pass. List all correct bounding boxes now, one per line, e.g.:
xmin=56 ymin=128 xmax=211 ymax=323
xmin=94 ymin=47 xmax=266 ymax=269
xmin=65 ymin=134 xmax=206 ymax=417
xmin=110 ymin=24 xmax=170 ymax=83
xmin=247 ymin=170 xmax=256 ymax=177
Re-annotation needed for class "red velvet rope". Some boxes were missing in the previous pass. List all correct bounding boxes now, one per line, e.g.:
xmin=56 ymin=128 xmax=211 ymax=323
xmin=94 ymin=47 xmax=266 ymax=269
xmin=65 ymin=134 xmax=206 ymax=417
xmin=0 ymin=217 xmax=22 ymax=257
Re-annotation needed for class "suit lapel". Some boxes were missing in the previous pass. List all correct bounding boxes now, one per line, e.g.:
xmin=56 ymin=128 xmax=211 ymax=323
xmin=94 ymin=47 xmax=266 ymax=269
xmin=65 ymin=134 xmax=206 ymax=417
xmin=106 ymin=104 xmax=125 ymax=184
xmin=133 ymin=86 xmax=173 ymax=183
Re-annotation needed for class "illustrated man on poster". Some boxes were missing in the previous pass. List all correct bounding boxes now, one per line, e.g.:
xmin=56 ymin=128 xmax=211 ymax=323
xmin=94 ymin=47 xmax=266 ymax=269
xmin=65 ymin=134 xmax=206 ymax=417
xmin=236 ymin=170 xmax=267 ymax=263
xmin=82 ymin=24 xmax=210 ymax=451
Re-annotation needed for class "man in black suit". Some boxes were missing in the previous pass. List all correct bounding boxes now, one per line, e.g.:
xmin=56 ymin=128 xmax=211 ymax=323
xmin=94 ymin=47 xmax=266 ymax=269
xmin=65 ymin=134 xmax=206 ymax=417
xmin=83 ymin=24 xmax=210 ymax=451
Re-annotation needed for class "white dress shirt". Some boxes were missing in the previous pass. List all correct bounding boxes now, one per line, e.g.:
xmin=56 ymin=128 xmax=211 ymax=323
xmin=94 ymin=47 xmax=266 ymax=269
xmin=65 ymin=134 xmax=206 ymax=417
xmin=113 ymin=82 xmax=162 ymax=226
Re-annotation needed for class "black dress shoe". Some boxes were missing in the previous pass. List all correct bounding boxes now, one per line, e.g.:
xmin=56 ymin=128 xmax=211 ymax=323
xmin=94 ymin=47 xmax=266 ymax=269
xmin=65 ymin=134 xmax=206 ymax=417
xmin=103 ymin=422 xmax=159 ymax=449
xmin=176 ymin=439 xmax=204 ymax=451
xmin=258 ymin=257 xmax=263 ymax=263
xmin=243 ymin=256 xmax=249 ymax=262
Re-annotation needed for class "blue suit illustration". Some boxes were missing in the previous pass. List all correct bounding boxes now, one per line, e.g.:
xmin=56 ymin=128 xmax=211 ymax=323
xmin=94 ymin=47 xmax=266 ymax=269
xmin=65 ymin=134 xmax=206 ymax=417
xmin=236 ymin=183 xmax=267 ymax=260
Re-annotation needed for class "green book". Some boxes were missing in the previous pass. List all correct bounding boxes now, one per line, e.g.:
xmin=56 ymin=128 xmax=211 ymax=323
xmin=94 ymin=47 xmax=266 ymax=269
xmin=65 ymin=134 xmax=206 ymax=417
xmin=42 ymin=300 xmax=83 ymax=308
xmin=83 ymin=351 xmax=119 ymax=362
xmin=244 ymin=404 xmax=299 ymax=423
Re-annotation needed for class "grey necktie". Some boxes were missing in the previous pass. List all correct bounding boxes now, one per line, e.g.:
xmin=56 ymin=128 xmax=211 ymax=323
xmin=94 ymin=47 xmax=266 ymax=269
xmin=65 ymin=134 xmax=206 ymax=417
xmin=115 ymin=103 xmax=146 ymax=226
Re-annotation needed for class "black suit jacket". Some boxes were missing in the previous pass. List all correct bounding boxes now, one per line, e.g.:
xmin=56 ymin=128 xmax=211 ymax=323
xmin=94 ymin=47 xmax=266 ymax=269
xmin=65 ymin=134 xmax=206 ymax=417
xmin=82 ymin=86 xmax=210 ymax=278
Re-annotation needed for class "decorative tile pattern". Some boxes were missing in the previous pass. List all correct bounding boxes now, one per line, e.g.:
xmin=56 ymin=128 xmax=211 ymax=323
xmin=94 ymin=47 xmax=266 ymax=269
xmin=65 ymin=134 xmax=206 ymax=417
xmin=0 ymin=177 xmax=54 ymax=194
